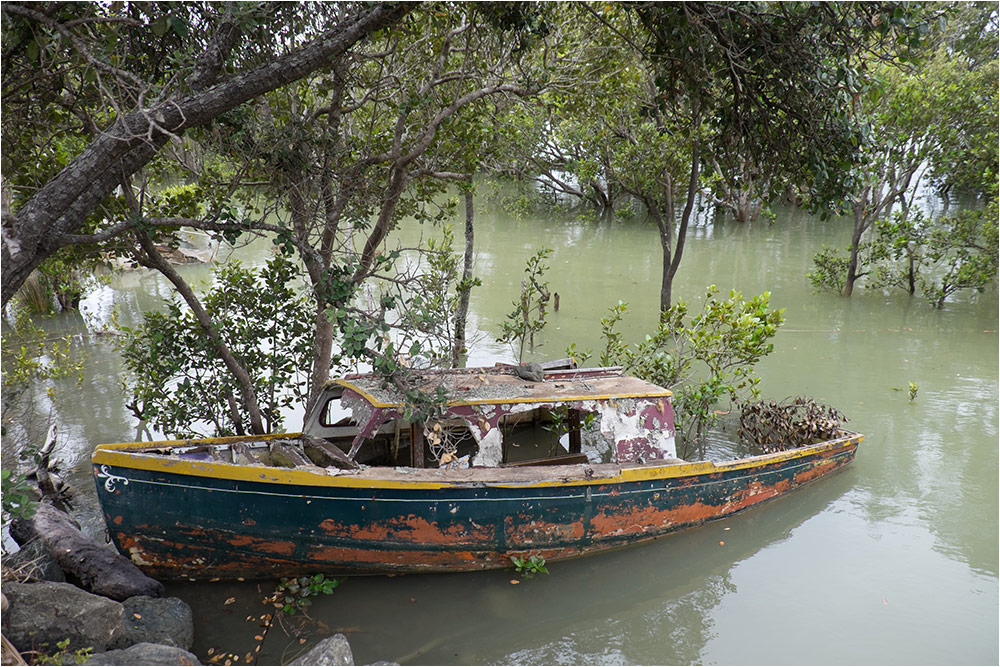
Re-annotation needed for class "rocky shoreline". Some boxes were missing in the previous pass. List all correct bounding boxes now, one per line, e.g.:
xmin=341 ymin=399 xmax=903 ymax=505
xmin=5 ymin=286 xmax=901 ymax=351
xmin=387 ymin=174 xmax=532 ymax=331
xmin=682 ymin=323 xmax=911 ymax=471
xmin=1 ymin=505 xmax=385 ymax=666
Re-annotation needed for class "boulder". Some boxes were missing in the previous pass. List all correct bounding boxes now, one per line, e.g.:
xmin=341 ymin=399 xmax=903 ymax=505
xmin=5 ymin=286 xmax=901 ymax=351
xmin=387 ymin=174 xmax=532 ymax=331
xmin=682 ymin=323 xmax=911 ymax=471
xmin=3 ymin=536 xmax=66 ymax=583
xmin=112 ymin=596 xmax=194 ymax=651
xmin=72 ymin=642 xmax=201 ymax=666
xmin=289 ymin=634 xmax=354 ymax=666
xmin=2 ymin=581 xmax=123 ymax=654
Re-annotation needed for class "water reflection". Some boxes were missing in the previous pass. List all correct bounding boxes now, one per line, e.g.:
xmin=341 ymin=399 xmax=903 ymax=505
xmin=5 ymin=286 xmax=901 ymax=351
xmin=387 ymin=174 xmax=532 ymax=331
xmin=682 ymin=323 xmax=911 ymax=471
xmin=166 ymin=468 xmax=855 ymax=666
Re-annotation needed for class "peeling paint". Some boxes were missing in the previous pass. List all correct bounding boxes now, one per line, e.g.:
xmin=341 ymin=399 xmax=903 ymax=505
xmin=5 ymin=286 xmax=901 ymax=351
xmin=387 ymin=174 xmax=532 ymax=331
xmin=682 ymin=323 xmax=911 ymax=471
xmin=94 ymin=434 xmax=860 ymax=578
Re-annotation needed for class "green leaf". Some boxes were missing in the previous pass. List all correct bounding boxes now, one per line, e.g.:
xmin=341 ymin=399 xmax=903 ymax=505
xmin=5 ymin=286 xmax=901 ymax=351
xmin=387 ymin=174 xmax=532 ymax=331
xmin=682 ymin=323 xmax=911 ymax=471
xmin=150 ymin=18 xmax=168 ymax=37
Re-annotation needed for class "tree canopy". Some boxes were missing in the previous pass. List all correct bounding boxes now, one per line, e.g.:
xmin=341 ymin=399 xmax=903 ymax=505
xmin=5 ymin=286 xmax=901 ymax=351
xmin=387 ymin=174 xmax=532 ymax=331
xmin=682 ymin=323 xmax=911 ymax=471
xmin=2 ymin=0 xmax=996 ymax=435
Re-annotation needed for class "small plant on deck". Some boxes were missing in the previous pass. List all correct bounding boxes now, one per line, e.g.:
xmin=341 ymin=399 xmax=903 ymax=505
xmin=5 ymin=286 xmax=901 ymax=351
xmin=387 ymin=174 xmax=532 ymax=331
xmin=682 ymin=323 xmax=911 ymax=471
xmin=594 ymin=286 xmax=784 ymax=449
xmin=497 ymin=247 xmax=553 ymax=363
xmin=510 ymin=554 xmax=549 ymax=578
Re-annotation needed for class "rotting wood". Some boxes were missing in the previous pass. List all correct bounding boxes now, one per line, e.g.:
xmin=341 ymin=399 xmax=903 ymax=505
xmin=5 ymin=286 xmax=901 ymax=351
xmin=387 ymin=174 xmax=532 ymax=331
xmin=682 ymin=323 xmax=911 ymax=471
xmin=501 ymin=453 xmax=590 ymax=467
xmin=302 ymin=435 xmax=359 ymax=470
xmin=568 ymin=409 xmax=582 ymax=454
xmin=410 ymin=423 xmax=424 ymax=468
xmin=270 ymin=441 xmax=311 ymax=468
xmin=232 ymin=441 xmax=263 ymax=465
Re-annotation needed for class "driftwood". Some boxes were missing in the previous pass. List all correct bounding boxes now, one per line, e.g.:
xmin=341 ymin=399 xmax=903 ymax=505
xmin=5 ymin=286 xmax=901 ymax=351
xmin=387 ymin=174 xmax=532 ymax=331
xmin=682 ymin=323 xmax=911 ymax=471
xmin=25 ymin=425 xmax=74 ymax=512
xmin=12 ymin=503 xmax=164 ymax=602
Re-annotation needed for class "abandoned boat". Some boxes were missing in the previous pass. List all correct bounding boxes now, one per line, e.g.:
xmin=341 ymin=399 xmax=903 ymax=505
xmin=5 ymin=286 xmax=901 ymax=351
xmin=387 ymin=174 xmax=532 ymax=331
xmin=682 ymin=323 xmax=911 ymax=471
xmin=91 ymin=364 xmax=862 ymax=579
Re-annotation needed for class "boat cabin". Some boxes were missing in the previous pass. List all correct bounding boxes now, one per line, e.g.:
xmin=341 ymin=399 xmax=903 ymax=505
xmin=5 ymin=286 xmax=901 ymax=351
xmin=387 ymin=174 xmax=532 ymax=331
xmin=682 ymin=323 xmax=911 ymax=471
xmin=301 ymin=365 xmax=676 ymax=469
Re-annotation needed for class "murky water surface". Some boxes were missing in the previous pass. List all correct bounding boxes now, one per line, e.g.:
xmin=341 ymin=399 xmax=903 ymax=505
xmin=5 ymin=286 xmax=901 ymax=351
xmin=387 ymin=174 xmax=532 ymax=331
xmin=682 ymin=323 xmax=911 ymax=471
xmin=4 ymin=198 xmax=997 ymax=665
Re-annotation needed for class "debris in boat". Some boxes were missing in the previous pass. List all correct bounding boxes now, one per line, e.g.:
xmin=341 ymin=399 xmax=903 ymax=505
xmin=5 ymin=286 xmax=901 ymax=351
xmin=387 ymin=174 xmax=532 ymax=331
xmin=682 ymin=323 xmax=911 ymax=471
xmin=739 ymin=397 xmax=848 ymax=451
xmin=514 ymin=362 xmax=545 ymax=382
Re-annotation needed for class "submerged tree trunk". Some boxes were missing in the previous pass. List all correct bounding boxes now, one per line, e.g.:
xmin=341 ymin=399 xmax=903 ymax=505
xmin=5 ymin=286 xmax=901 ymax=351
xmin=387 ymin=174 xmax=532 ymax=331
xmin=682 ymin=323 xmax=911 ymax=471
xmin=453 ymin=188 xmax=475 ymax=368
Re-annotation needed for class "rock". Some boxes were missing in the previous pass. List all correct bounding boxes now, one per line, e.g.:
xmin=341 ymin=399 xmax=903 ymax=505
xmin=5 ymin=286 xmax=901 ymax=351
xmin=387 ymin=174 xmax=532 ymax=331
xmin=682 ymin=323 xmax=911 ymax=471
xmin=514 ymin=362 xmax=545 ymax=382
xmin=289 ymin=634 xmax=354 ymax=666
xmin=3 ymin=536 xmax=67 ymax=583
xmin=72 ymin=642 xmax=201 ymax=665
xmin=112 ymin=596 xmax=194 ymax=651
xmin=2 ymin=581 xmax=123 ymax=654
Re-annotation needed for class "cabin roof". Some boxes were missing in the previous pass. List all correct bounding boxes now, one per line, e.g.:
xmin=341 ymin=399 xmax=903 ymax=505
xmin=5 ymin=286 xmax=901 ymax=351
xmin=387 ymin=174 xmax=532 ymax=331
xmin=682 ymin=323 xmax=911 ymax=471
xmin=330 ymin=366 xmax=671 ymax=409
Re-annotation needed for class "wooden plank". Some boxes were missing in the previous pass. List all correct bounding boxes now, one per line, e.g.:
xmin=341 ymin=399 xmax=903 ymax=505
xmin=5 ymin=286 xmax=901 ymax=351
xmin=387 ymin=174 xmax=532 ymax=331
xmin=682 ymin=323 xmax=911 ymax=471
xmin=270 ymin=441 xmax=311 ymax=468
xmin=232 ymin=442 xmax=263 ymax=465
xmin=568 ymin=409 xmax=582 ymax=454
xmin=501 ymin=453 xmax=590 ymax=468
xmin=301 ymin=435 xmax=360 ymax=470
xmin=410 ymin=423 xmax=424 ymax=469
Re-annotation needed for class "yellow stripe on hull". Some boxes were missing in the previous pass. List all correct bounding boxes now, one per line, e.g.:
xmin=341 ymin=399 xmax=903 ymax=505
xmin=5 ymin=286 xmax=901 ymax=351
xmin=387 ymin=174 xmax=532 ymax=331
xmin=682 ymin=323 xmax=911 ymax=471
xmin=92 ymin=432 xmax=862 ymax=491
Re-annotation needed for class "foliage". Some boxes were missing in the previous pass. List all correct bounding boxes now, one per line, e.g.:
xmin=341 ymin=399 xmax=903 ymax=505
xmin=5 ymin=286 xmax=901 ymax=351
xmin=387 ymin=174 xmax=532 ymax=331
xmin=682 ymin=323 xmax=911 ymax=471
xmin=267 ymin=574 xmax=339 ymax=616
xmin=563 ymin=343 xmax=593 ymax=368
xmin=830 ymin=194 xmax=999 ymax=307
xmin=394 ymin=225 xmax=481 ymax=368
xmin=510 ymin=554 xmax=548 ymax=578
xmin=118 ymin=255 xmax=313 ymax=437
xmin=1 ymin=314 xmax=84 ymax=493
xmin=808 ymin=245 xmax=853 ymax=293
xmin=1 ymin=468 xmax=35 ymax=527
xmin=31 ymin=638 xmax=93 ymax=666
xmin=1 ymin=314 xmax=84 ymax=402
xmin=817 ymin=8 xmax=998 ymax=298
xmin=496 ymin=247 xmax=553 ymax=362
xmin=596 ymin=287 xmax=784 ymax=443
xmin=541 ymin=406 xmax=597 ymax=438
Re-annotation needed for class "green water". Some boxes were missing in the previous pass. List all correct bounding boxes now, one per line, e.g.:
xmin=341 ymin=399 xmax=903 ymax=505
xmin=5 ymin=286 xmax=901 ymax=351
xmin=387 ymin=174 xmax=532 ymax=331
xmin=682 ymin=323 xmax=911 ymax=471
xmin=7 ymin=198 xmax=997 ymax=665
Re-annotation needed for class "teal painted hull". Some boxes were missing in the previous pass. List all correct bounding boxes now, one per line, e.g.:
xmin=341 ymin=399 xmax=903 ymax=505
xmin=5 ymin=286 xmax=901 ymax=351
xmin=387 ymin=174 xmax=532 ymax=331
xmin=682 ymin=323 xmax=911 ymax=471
xmin=93 ymin=432 xmax=860 ymax=579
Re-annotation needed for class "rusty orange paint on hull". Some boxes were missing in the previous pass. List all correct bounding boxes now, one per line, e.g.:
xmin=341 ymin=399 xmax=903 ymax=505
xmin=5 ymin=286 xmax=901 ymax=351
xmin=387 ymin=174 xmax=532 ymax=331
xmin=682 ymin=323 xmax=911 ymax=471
xmin=95 ymin=434 xmax=862 ymax=578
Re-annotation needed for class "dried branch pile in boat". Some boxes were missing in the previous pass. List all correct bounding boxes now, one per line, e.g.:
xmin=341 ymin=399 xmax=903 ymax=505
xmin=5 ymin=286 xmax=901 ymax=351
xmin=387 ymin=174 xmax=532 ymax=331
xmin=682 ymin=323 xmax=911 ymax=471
xmin=738 ymin=398 xmax=848 ymax=452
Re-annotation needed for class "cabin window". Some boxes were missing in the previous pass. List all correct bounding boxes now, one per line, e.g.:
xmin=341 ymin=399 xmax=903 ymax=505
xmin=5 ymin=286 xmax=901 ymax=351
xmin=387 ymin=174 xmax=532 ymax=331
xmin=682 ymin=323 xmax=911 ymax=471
xmin=319 ymin=395 xmax=353 ymax=428
xmin=499 ymin=406 xmax=595 ymax=466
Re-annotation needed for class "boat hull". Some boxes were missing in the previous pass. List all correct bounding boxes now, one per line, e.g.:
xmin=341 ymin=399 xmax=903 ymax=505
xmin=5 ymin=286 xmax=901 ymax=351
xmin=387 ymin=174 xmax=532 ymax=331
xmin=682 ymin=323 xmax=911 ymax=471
xmin=93 ymin=433 xmax=861 ymax=579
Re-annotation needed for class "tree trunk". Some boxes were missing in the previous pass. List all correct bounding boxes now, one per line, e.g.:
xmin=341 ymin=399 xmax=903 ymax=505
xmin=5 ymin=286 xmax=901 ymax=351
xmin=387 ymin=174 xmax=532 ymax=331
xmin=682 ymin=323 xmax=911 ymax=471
xmin=136 ymin=233 xmax=266 ymax=434
xmin=453 ymin=188 xmax=475 ymax=368
xmin=843 ymin=205 xmax=867 ymax=297
xmin=1 ymin=3 xmax=414 ymax=307
xmin=660 ymin=141 xmax=702 ymax=312
xmin=656 ymin=211 xmax=674 ymax=313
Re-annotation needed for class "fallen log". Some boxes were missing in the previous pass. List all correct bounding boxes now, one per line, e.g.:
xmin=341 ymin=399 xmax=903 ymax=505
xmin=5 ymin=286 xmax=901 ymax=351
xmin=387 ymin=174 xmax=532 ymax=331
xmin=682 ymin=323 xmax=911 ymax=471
xmin=12 ymin=503 xmax=164 ymax=602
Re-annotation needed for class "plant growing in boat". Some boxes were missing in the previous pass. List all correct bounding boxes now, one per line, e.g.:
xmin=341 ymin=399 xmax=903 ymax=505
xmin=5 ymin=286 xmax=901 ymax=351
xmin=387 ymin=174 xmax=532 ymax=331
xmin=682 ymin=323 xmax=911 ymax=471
xmin=118 ymin=255 xmax=314 ymax=438
xmin=541 ymin=406 xmax=597 ymax=437
xmin=738 ymin=398 xmax=848 ymax=453
xmin=497 ymin=247 xmax=553 ymax=362
xmin=269 ymin=574 xmax=339 ymax=616
xmin=510 ymin=554 xmax=549 ymax=578
xmin=594 ymin=286 xmax=784 ymax=447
